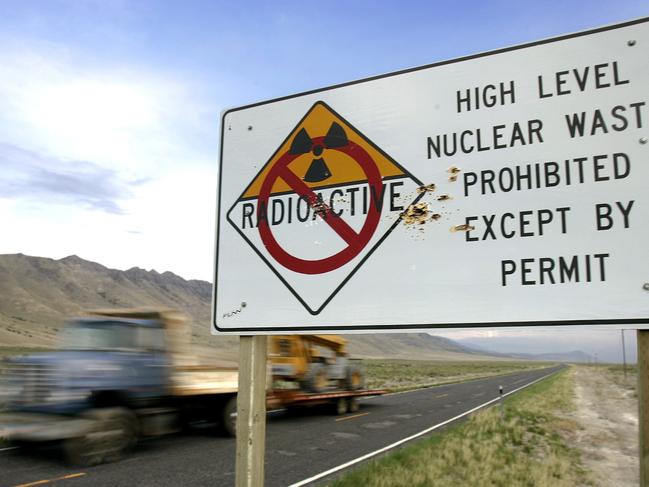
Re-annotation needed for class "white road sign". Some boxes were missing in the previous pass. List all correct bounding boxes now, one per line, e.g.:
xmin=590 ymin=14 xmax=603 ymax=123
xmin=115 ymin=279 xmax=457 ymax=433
xmin=213 ymin=18 xmax=649 ymax=334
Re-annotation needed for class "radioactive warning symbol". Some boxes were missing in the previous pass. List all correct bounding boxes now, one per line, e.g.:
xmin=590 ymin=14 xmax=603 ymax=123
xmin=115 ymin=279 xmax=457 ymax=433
xmin=227 ymin=101 xmax=423 ymax=314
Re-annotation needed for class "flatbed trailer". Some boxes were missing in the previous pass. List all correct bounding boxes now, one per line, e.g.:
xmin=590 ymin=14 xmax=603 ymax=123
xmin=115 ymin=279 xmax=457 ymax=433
xmin=267 ymin=388 xmax=387 ymax=415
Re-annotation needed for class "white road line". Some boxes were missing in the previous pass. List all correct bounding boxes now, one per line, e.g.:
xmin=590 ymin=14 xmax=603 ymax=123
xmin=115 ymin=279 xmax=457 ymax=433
xmin=288 ymin=368 xmax=559 ymax=487
xmin=0 ymin=446 xmax=19 ymax=452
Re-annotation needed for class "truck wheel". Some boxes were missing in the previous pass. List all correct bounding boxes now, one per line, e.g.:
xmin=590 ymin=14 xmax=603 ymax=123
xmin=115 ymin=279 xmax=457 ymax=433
xmin=344 ymin=365 xmax=365 ymax=391
xmin=348 ymin=397 xmax=359 ymax=413
xmin=64 ymin=408 xmax=138 ymax=466
xmin=221 ymin=396 xmax=237 ymax=437
xmin=304 ymin=363 xmax=329 ymax=393
xmin=333 ymin=397 xmax=348 ymax=415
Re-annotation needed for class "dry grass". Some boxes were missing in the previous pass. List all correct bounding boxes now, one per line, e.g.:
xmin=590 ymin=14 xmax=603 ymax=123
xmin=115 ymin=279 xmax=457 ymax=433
xmin=329 ymin=368 xmax=592 ymax=487
xmin=364 ymin=359 xmax=550 ymax=391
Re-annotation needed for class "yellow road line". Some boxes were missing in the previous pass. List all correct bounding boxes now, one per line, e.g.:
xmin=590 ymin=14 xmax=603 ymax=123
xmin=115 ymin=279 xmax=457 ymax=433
xmin=61 ymin=474 xmax=86 ymax=480
xmin=335 ymin=412 xmax=370 ymax=422
xmin=13 ymin=472 xmax=86 ymax=487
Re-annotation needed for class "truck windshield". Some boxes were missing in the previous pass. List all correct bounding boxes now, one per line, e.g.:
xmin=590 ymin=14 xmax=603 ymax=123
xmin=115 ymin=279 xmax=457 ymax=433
xmin=62 ymin=321 xmax=140 ymax=351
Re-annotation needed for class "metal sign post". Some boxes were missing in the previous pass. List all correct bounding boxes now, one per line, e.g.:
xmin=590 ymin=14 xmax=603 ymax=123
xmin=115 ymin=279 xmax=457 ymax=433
xmin=638 ymin=330 xmax=649 ymax=486
xmin=235 ymin=336 xmax=267 ymax=487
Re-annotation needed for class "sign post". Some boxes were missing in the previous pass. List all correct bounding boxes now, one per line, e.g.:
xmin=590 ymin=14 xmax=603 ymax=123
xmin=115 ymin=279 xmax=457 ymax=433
xmin=235 ymin=336 xmax=267 ymax=487
xmin=639 ymin=330 xmax=649 ymax=486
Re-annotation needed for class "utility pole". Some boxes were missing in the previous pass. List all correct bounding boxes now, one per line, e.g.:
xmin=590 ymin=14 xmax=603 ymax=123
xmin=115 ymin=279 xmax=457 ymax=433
xmin=622 ymin=329 xmax=628 ymax=381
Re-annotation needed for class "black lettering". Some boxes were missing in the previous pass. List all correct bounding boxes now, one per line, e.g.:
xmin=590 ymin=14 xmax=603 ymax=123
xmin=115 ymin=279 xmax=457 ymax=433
xmin=590 ymin=109 xmax=608 ymax=135
xmin=573 ymin=66 xmax=589 ymax=91
xmin=556 ymin=207 xmax=570 ymax=233
xmin=501 ymin=213 xmax=515 ymax=238
xmin=501 ymin=260 xmax=516 ymax=286
xmin=482 ymin=214 xmax=497 ymax=240
xmin=521 ymin=258 xmax=535 ymax=285
xmin=242 ymin=202 xmax=255 ymax=229
xmin=544 ymin=162 xmax=559 ymax=187
xmin=613 ymin=153 xmax=631 ymax=179
xmin=390 ymin=181 xmax=404 ymax=211
xmin=499 ymin=168 xmax=514 ymax=193
xmin=463 ymin=172 xmax=477 ymax=197
xmin=460 ymin=130 xmax=474 ymax=153
xmin=271 ymin=199 xmax=284 ymax=225
xmin=370 ymin=184 xmax=386 ymax=211
xmin=457 ymin=89 xmax=471 ymax=113
xmin=537 ymin=209 xmax=553 ymax=236
xmin=594 ymin=253 xmax=609 ymax=281
xmin=613 ymin=61 xmax=629 ymax=85
xmin=539 ymin=258 xmax=556 ymax=284
xmin=538 ymin=75 xmax=551 ymax=98
xmin=556 ymin=70 xmax=570 ymax=95
xmin=559 ymin=256 xmax=579 ymax=282
xmin=593 ymin=154 xmax=608 ymax=182
xmin=465 ymin=216 xmax=479 ymax=242
xmin=329 ymin=189 xmax=344 ymax=217
xmin=630 ymin=101 xmax=645 ymax=128
xmin=565 ymin=112 xmax=586 ymax=137
xmin=617 ymin=200 xmax=634 ymax=228
xmin=493 ymin=125 xmax=506 ymax=149
xmin=595 ymin=204 xmax=613 ymax=230
xmin=297 ymin=196 xmax=310 ymax=222
xmin=594 ymin=63 xmax=610 ymax=88
xmin=611 ymin=105 xmax=629 ymax=131
xmin=519 ymin=211 xmax=534 ymax=237
xmin=427 ymin=136 xmax=441 ymax=159
xmin=481 ymin=170 xmax=495 ymax=195
xmin=348 ymin=187 xmax=358 ymax=216
xmin=528 ymin=119 xmax=544 ymax=143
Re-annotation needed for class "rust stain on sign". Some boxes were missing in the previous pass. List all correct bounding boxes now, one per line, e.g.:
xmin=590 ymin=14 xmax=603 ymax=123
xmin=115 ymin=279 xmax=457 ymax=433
xmin=416 ymin=183 xmax=436 ymax=194
xmin=437 ymin=194 xmax=452 ymax=201
xmin=430 ymin=213 xmax=441 ymax=221
xmin=447 ymin=166 xmax=461 ymax=182
xmin=401 ymin=202 xmax=429 ymax=225
xmin=450 ymin=223 xmax=474 ymax=233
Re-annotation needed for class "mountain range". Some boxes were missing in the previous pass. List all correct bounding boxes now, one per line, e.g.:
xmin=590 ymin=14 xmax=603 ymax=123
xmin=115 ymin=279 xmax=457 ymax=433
xmin=0 ymin=253 xmax=492 ymax=361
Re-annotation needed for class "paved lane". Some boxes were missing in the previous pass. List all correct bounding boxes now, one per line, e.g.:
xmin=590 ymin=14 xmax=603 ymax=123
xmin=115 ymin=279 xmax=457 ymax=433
xmin=0 ymin=365 xmax=563 ymax=487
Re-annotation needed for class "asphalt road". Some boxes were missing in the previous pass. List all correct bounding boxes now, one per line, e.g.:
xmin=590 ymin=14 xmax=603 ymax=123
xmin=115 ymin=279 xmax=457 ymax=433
xmin=0 ymin=365 xmax=563 ymax=487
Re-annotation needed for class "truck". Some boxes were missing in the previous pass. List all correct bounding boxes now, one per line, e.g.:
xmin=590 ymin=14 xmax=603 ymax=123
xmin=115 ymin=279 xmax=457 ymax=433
xmin=268 ymin=335 xmax=384 ymax=415
xmin=0 ymin=310 xmax=385 ymax=465
xmin=0 ymin=308 xmax=239 ymax=466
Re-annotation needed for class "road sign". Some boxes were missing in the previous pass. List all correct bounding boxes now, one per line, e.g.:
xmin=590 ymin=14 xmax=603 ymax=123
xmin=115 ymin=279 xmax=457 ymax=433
xmin=213 ymin=17 xmax=649 ymax=333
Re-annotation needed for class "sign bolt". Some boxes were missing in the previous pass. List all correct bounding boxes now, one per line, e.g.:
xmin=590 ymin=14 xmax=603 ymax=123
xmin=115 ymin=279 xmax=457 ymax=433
xmin=643 ymin=283 xmax=649 ymax=291
xmin=628 ymin=40 xmax=636 ymax=46
xmin=248 ymin=125 xmax=253 ymax=131
xmin=641 ymin=137 xmax=648 ymax=145
xmin=241 ymin=302 xmax=247 ymax=308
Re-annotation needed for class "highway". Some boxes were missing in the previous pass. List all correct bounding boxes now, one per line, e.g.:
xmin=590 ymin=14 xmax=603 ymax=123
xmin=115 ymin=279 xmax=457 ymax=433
xmin=0 ymin=365 xmax=563 ymax=487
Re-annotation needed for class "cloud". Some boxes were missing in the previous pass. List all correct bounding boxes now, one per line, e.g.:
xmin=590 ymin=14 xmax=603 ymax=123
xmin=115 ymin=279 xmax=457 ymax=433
xmin=0 ymin=143 xmax=146 ymax=214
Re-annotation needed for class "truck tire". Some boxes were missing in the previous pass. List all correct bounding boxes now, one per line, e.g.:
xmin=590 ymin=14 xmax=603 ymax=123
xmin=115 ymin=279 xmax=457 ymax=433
xmin=348 ymin=397 xmax=359 ymax=413
xmin=333 ymin=397 xmax=348 ymax=415
xmin=303 ymin=363 xmax=328 ymax=393
xmin=64 ymin=407 xmax=138 ymax=466
xmin=344 ymin=364 xmax=365 ymax=391
xmin=221 ymin=395 xmax=237 ymax=437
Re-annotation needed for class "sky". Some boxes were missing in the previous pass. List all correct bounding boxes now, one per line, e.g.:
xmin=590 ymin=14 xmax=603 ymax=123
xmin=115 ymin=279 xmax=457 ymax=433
xmin=1 ymin=1 xmax=647 ymax=359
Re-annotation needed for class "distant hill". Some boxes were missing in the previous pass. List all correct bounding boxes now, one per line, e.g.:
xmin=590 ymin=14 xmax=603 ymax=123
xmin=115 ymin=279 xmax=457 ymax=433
xmin=510 ymin=350 xmax=593 ymax=363
xmin=454 ymin=339 xmax=593 ymax=363
xmin=0 ymin=253 xmax=491 ymax=361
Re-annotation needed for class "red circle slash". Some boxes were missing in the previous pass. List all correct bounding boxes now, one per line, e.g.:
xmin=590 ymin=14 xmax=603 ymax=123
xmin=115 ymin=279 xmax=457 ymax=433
xmin=257 ymin=137 xmax=383 ymax=274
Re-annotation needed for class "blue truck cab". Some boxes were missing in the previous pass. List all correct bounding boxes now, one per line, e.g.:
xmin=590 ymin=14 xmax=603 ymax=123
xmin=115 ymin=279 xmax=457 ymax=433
xmin=0 ymin=309 xmax=238 ymax=465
